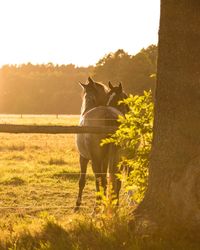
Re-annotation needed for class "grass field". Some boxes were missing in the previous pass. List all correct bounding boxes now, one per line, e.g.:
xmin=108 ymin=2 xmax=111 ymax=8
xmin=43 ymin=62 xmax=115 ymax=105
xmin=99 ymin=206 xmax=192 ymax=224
xmin=0 ymin=115 xmax=100 ymax=220
xmin=0 ymin=115 xmax=139 ymax=250
xmin=0 ymin=114 xmax=79 ymax=125
xmin=0 ymin=115 xmax=198 ymax=250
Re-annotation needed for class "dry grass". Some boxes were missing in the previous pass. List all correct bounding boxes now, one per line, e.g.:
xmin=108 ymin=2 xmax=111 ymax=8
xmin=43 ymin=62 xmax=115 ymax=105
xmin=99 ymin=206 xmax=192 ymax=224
xmin=0 ymin=115 xmax=96 ymax=221
xmin=0 ymin=115 xmax=196 ymax=249
xmin=0 ymin=114 xmax=79 ymax=126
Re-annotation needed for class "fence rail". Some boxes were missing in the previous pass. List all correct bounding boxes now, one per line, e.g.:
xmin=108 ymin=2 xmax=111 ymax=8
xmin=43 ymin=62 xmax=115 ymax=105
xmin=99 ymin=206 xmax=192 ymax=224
xmin=0 ymin=124 xmax=118 ymax=134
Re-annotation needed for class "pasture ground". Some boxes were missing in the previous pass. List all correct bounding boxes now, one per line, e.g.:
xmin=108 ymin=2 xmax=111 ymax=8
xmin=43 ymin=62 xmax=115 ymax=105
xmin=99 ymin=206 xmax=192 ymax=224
xmin=0 ymin=115 xmax=197 ymax=250
xmin=0 ymin=115 xmax=133 ymax=249
xmin=0 ymin=115 xmax=97 ymax=220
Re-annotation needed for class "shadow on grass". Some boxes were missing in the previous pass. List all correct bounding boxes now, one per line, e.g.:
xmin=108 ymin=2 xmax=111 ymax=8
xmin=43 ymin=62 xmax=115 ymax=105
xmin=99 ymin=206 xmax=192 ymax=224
xmin=0 ymin=144 xmax=25 ymax=151
xmin=0 ymin=217 xmax=132 ymax=250
xmin=48 ymin=157 xmax=67 ymax=166
xmin=2 ymin=222 xmax=73 ymax=250
xmin=1 ymin=215 xmax=200 ymax=250
xmin=52 ymin=171 xmax=95 ymax=182
xmin=0 ymin=176 xmax=26 ymax=186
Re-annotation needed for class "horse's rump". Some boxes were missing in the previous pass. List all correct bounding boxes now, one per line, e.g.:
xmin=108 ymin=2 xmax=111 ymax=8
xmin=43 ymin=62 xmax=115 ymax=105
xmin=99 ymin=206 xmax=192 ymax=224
xmin=76 ymin=106 xmax=122 ymax=163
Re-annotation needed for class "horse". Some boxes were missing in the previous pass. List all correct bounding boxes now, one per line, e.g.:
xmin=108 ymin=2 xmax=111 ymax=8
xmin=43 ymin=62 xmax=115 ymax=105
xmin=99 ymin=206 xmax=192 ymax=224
xmin=107 ymin=81 xmax=129 ymax=115
xmin=79 ymin=76 xmax=109 ymax=114
xmin=75 ymin=77 xmax=123 ymax=210
xmin=107 ymin=82 xmax=136 ymax=204
xmin=106 ymin=81 xmax=130 ymax=192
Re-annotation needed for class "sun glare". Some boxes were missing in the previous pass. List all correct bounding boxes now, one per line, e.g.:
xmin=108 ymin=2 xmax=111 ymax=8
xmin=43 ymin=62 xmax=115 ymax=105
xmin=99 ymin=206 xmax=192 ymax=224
xmin=0 ymin=0 xmax=160 ymax=67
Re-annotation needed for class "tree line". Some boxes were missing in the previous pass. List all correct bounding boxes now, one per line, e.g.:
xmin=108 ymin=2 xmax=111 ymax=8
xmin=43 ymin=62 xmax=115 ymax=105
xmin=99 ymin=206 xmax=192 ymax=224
xmin=0 ymin=45 xmax=157 ymax=114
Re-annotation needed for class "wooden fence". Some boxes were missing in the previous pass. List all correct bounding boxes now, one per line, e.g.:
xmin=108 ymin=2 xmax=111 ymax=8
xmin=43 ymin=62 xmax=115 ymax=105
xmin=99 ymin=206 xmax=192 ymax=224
xmin=0 ymin=124 xmax=118 ymax=134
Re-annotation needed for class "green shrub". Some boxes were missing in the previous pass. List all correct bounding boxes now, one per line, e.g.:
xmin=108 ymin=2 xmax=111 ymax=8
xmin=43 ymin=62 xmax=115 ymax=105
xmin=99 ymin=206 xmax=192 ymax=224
xmin=102 ymin=91 xmax=154 ymax=203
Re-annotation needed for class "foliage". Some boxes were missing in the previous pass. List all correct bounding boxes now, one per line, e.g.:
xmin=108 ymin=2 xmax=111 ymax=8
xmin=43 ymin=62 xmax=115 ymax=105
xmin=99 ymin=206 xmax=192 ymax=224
xmin=0 ymin=45 xmax=157 ymax=114
xmin=0 ymin=63 xmax=93 ymax=114
xmin=93 ymin=45 xmax=157 ymax=95
xmin=102 ymin=91 xmax=154 ymax=202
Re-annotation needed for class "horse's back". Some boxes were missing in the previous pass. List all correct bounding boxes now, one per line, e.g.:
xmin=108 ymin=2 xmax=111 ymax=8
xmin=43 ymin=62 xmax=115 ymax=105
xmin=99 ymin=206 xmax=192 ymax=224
xmin=76 ymin=106 xmax=122 ymax=160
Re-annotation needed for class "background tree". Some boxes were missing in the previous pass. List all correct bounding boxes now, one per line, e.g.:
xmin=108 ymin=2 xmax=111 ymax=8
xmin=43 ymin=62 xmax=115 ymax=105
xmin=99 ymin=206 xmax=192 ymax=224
xmin=0 ymin=64 xmax=93 ymax=114
xmin=93 ymin=45 xmax=157 ymax=94
xmin=135 ymin=0 xmax=200 ymax=237
xmin=0 ymin=45 xmax=157 ymax=115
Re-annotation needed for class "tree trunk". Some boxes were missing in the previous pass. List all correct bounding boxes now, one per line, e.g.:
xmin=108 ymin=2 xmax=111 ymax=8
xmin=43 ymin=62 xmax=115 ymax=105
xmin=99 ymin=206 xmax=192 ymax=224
xmin=135 ymin=0 xmax=200 ymax=236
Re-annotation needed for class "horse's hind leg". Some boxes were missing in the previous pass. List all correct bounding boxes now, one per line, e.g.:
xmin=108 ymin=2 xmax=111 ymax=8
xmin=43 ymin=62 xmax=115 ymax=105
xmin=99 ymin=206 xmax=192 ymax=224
xmin=91 ymin=159 xmax=102 ymax=201
xmin=75 ymin=155 xmax=89 ymax=211
xmin=101 ymin=157 xmax=108 ymax=196
xmin=110 ymin=150 xmax=121 ymax=206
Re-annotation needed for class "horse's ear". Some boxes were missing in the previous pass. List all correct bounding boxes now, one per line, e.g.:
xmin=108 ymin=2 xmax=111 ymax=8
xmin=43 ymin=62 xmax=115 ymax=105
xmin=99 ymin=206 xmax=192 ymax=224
xmin=118 ymin=82 xmax=122 ymax=92
xmin=108 ymin=81 xmax=114 ymax=90
xmin=88 ymin=77 xmax=94 ymax=85
xmin=79 ymin=82 xmax=87 ymax=89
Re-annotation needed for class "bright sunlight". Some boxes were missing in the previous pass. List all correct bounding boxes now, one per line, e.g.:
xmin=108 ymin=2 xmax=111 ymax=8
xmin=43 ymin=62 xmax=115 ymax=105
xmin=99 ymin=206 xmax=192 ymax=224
xmin=0 ymin=0 xmax=160 ymax=67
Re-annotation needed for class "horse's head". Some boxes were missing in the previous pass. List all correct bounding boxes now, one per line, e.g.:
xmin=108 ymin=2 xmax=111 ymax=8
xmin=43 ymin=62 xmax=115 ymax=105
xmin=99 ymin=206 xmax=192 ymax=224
xmin=79 ymin=77 xmax=109 ymax=115
xmin=87 ymin=77 xmax=109 ymax=106
xmin=107 ymin=81 xmax=129 ymax=114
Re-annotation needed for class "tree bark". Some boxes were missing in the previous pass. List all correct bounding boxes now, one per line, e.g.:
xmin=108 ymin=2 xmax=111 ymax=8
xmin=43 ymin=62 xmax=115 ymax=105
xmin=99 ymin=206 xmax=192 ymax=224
xmin=134 ymin=0 xmax=200 ymax=236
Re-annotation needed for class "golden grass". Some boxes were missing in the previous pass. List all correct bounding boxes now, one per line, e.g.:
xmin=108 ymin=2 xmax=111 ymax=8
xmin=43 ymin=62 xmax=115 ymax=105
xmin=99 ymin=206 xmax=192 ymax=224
xmin=0 ymin=114 xmax=79 ymax=125
xmin=0 ymin=115 xmax=97 ymax=222
xmin=0 ymin=116 xmax=198 ymax=249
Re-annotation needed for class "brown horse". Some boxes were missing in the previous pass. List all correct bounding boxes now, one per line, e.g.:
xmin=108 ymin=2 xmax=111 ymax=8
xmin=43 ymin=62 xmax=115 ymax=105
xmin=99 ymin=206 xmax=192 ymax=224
xmin=107 ymin=81 xmax=129 ymax=115
xmin=75 ymin=77 xmax=122 ymax=210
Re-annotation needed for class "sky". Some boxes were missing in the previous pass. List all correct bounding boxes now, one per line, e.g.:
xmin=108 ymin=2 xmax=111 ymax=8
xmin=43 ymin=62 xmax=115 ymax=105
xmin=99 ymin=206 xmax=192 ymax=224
xmin=0 ymin=0 xmax=160 ymax=67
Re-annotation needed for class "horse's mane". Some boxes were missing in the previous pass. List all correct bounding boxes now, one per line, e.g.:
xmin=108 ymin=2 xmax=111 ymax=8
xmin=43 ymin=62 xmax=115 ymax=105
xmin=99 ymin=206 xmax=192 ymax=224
xmin=94 ymin=81 xmax=109 ymax=93
xmin=80 ymin=78 xmax=109 ymax=115
xmin=80 ymin=79 xmax=109 ymax=97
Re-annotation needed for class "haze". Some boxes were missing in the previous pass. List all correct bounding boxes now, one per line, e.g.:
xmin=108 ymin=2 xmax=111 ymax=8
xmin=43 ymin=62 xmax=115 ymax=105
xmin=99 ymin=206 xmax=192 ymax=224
xmin=0 ymin=0 xmax=160 ymax=67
